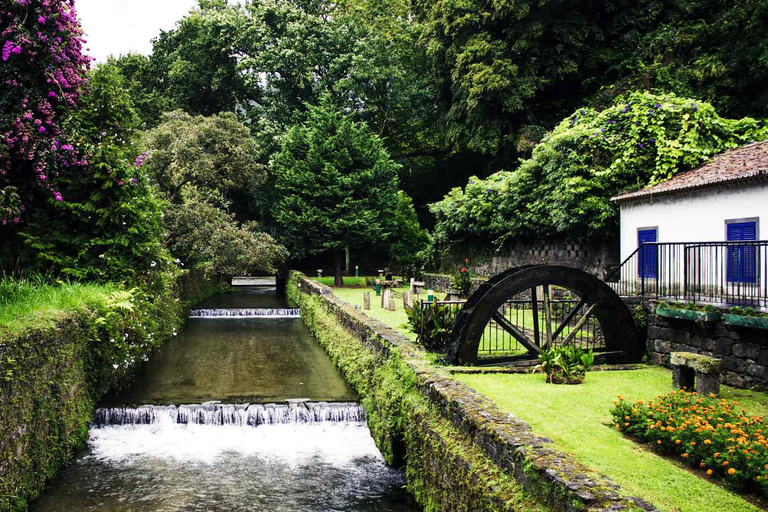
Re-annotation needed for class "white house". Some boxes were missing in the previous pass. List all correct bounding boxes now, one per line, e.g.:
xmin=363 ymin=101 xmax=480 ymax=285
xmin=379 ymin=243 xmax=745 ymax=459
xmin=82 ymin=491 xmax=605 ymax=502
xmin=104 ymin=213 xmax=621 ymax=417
xmin=611 ymin=140 xmax=768 ymax=307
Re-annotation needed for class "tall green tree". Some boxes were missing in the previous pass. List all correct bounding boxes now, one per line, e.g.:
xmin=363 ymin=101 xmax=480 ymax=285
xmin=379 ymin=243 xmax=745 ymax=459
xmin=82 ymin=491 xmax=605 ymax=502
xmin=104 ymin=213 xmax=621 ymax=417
xmin=391 ymin=191 xmax=430 ymax=273
xmin=272 ymin=99 xmax=400 ymax=286
xmin=141 ymin=111 xmax=287 ymax=275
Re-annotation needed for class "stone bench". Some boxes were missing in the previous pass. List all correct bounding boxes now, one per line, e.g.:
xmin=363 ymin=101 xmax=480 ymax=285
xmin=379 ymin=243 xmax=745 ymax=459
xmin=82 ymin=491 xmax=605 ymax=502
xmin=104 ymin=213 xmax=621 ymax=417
xmin=670 ymin=351 xmax=722 ymax=395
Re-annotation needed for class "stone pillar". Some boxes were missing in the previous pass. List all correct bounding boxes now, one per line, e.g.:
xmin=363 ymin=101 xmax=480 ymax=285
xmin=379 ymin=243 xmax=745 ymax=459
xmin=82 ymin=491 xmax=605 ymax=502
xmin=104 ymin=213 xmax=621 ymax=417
xmin=409 ymin=278 xmax=415 ymax=294
xmin=363 ymin=292 xmax=371 ymax=310
xmin=387 ymin=292 xmax=396 ymax=312
xmin=672 ymin=365 xmax=695 ymax=390
xmin=403 ymin=292 xmax=412 ymax=309
xmin=696 ymin=373 xmax=720 ymax=396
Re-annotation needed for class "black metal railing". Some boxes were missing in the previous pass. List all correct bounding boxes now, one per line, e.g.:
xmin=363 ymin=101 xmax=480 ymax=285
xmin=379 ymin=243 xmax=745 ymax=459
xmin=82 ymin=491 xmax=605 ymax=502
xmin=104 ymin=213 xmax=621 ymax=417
xmin=420 ymin=297 xmax=603 ymax=358
xmin=607 ymin=241 xmax=768 ymax=309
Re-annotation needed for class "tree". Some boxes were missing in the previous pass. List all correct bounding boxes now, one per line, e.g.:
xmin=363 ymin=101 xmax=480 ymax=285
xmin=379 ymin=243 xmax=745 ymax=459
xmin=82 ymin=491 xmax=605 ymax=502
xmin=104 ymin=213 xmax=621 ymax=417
xmin=271 ymin=99 xmax=400 ymax=286
xmin=391 ymin=191 xmax=430 ymax=274
xmin=430 ymin=92 xmax=768 ymax=253
xmin=12 ymin=62 xmax=169 ymax=281
xmin=141 ymin=111 xmax=286 ymax=275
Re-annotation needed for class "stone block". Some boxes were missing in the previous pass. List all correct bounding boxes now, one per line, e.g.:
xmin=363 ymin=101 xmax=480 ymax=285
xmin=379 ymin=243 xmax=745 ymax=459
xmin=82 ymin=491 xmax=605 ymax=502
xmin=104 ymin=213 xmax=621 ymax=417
xmin=670 ymin=352 xmax=722 ymax=374
xmin=700 ymin=338 xmax=717 ymax=352
xmin=696 ymin=373 xmax=720 ymax=396
xmin=746 ymin=364 xmax=767 ymax=379
xmin=715 ymin=338 xmax=734 ymax=357
xmin=760 ymin=350 xmax=768 ymax=367
xmin=732 ymin=343 xmax=760 ymax=360
xmin=653 ymin=340 xmax=671 ymax=354
xmin=363 ymin=292 xmax=370 ymax=310
xmin=723 ymin=371 xmax=745 ymax=389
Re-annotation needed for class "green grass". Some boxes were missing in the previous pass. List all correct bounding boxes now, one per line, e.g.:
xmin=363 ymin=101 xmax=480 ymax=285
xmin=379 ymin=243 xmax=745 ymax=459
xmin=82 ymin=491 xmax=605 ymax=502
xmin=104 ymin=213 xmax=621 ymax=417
xmin=457 ymin=366 xmax=766 ymax=512
xmin=313 ymin=276 xmax=371 ymax=287
xmin=0 ymin=276 xmax=114 ymax=335
xmin=329 ymin=284 xmax=418 ymax=341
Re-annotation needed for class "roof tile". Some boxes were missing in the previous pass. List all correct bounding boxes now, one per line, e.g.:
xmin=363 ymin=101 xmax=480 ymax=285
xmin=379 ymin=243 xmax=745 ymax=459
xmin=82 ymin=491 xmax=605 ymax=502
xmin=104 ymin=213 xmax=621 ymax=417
xmin=612 ymin=140 xmax=768 ymax=202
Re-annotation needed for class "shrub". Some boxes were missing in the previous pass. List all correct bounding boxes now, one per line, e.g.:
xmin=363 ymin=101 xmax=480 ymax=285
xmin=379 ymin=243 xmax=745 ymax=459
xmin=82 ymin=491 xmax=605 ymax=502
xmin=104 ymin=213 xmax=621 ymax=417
xmin=404 ymin=300 xmax=458 ymax=351
xmin=534 ymin=345 xmax=594 ymax=384
xmin=451 ymin=258 xmax=473 ymax=298
xmin=611 ymin=390 xmax=768 ymax=497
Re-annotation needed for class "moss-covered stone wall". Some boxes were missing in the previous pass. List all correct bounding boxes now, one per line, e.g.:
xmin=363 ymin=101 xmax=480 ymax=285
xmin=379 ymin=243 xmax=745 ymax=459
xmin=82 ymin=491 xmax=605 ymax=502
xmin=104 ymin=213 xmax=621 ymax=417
xmin=0 ymin=268 xmax=225 ymax=511
xmin=289 ymin=272 xmax=657 ymax=512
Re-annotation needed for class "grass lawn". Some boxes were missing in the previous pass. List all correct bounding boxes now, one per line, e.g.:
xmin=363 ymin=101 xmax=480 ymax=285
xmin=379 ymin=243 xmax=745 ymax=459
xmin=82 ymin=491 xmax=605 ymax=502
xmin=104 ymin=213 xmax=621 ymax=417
xmin=313 ymin=276 xmax=370 ymax=288
xmin=0 ymin=276 xmax=113 ymax=335
xmin=327 ymin=283 xmax=417 ymax=341
xmin=457 ymin=366 xmax=768 ymax=512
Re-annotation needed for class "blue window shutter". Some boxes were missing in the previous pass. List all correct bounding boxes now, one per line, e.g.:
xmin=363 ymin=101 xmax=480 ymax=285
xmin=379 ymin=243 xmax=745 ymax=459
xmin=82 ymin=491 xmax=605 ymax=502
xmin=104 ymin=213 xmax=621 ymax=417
xmin=638 ymin=229 xmax=658 ymax=278
xmin=727 ymin=221 xmax=757 ymax=283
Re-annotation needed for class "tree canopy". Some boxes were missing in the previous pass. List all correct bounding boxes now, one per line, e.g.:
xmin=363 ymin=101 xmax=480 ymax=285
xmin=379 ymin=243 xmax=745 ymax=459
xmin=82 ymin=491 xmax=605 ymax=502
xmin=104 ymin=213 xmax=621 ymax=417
xmin=271 ymin=99 xmax=399 ymax=284
xmin=430 ymin=92 xmax=768 ymax=252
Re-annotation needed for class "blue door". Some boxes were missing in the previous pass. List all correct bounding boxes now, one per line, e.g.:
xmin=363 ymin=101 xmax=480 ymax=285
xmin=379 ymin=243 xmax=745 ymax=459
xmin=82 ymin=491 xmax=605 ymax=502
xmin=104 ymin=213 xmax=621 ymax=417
xmin=727 ymin=222 xmax=757 ymax=283
xmin=638 ymin=229 xmax=658 ymax=278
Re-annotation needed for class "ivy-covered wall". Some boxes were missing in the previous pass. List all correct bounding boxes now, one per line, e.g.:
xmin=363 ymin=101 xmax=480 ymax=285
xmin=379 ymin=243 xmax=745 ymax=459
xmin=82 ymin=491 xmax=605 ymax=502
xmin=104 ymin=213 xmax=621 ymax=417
xmin=288 ymin=272 xmax=657 ymax=512
xmin=0 ymin=267 xmax=225 ymax=511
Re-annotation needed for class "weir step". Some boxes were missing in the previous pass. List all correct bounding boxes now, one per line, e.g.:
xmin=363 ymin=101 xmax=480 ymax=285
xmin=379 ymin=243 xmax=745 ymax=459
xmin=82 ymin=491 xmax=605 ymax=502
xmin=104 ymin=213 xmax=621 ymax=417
xmin=188 ymin=308 xmax=301 ymax=318
xmin=93 ymin=401 xmax=364 ymax=426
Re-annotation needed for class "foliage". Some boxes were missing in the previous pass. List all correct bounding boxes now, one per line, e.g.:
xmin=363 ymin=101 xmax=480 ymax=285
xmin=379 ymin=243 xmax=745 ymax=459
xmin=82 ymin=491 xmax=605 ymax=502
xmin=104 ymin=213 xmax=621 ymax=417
xmin=612 ymin=390 xmax=768 ymax=497
xmin=0 ymin=0 xmax=92 ymax=224
xmin=163 ymin=194 xmax=287 ymax=276
xmin=451 ymin=258 xmax=473 ymax=299
xmin=404 ymin=301 xmax=457 ymax=351
xmin=12 ymin=62 xmax=169 ymax=281
xmin=657 ymin=301 xmax=718 ymax=313
xmin=271 ymin=99 xmax=399 ymax=282
xmin=391 ymin=191 xmax=430 ymax=272
xmin=413 ymin=0 xmax=768 ymax=158
xmin=534 ymin=345 xmax=594 ymax=384
xmin=141 ymin=110 xmax=285 ymax=274
xmin=431 ymin=92 xmax=768 ymax=250
xmin=141 ymin=110 xmax=265 ymax=206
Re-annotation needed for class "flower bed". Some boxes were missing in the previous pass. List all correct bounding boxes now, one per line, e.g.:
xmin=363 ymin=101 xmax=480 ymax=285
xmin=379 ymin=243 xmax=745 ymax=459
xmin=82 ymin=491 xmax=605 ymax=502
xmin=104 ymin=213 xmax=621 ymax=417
xmin=611 ymin=390 xmax=768 ymax=497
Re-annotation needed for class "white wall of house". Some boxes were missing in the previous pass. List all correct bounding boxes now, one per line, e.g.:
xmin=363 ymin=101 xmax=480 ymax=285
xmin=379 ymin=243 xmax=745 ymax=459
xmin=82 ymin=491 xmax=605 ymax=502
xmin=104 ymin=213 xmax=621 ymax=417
xmin=618 ymin=181 xmax=768 ymax=260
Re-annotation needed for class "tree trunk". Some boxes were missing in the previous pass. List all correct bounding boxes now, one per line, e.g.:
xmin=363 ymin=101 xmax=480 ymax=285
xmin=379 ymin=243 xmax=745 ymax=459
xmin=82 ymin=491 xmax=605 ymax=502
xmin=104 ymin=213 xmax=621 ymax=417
xmin=334 ymin=250 xmax=344 ymax=287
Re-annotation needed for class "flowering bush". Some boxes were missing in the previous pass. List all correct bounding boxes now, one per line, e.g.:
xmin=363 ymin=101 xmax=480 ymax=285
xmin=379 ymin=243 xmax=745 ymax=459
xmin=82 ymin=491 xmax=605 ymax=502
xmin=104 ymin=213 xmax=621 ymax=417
xmin=1 ymin=0 xmax=91 ymax=224
xmin=534 ymin=345 xmax=594 ymax=384
xmin=452 ymin=258 xmax=473 ymax=298
xmin=611 ymin=390 xmax=768 ymax=496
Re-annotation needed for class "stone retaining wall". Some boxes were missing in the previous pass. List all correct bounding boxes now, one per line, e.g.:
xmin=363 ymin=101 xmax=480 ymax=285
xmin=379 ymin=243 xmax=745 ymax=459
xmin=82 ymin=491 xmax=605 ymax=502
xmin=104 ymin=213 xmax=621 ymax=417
xmin=291 ymin=272 xmax=657 ymax=512
xmin=645 ymin=302 xmax=768 ymax=391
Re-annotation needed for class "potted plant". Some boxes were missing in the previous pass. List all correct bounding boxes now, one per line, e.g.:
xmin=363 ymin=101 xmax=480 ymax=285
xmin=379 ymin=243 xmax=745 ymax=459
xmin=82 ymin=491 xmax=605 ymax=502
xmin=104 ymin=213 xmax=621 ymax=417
xmin=534 ymin=345 xmax=595 ymax=384
xmin=722 ymin=306 xmax=768 ymax=330
xmin=655 ymin=301 xmax=720 ymax=323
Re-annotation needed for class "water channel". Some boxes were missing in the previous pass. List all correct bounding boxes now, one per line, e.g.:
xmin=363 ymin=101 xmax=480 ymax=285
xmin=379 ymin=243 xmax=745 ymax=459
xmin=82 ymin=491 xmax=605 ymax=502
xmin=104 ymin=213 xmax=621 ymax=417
xmin=32 ymin=286 xmax=420 ymax=511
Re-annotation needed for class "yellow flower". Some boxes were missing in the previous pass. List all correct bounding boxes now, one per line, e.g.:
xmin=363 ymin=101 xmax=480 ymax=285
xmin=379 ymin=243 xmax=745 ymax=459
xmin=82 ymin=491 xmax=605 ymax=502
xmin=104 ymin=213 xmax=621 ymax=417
xmin=703 ymin=439 xmax=712 ymax=445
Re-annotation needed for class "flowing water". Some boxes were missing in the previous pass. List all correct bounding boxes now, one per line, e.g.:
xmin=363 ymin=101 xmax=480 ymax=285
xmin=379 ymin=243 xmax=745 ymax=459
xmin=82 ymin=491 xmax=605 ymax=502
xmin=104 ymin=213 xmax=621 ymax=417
xmin=32 ymin=286 xmax=419 ymax=512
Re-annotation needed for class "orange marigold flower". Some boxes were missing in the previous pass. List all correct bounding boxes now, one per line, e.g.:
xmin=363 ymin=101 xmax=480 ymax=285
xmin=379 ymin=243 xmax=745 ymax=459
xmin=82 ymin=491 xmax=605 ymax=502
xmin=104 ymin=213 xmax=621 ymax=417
xmin=657 ymin=440 xmax=662 ymax=445
xmin=682 ymin=453 xmax=689 ymax=458
xmin=728 ymin=468 xmax=736 ymax=475
xmin=723 ymin=461 xmax=730 ymax=466
xmin=704 ymin=439 xmax=712 ymax=445
xmin=706 ymin=469 xmax=713 ymax=476
xmin=675 ymin=439 xmax=682 ymax=445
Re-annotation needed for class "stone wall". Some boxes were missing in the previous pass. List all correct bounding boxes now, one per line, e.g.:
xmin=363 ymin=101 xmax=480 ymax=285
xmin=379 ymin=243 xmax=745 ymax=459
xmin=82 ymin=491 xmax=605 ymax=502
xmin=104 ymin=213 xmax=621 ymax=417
xmin=645 ymin=302 xmax=768 ymax=391
xmin=290 ymin=272 xmax=657 ymax=512
xmin=439 ymin=239 xmax=619 ymax=279
xmin=0 ymin=269 xmax=225 ymax=511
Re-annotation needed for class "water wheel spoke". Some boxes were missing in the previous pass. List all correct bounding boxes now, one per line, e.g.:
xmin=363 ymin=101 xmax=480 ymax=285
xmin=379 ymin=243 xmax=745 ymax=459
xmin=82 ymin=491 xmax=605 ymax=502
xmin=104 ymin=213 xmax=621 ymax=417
xmin=551 ymin=298 xmax=586 ymax=340
xmin=491 ymin=312 xmax=541 ymax=355
xmin=561 ymin=303 xmax=598 ymax=347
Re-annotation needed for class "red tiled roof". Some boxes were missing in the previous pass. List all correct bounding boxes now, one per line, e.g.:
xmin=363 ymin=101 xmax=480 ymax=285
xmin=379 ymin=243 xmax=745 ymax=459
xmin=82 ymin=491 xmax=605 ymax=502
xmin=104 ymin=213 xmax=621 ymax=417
xmin=612 ymin=140 xmax=768 ymax=202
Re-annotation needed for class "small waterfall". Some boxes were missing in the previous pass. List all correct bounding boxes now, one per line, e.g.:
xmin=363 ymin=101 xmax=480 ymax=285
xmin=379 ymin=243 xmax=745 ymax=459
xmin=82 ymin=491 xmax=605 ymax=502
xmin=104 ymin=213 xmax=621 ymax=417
xmin=188 ymin=308 xmax=301 ymax=319
xmin=93 ymin=401 xmax=365 ymax=426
